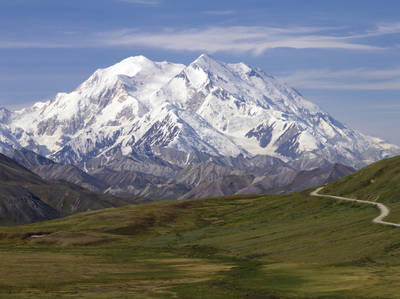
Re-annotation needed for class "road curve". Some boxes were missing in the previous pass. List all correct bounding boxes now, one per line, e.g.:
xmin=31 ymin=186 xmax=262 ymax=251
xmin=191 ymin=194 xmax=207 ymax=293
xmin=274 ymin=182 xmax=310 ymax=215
xmin=311 ymin=187 xmax=400 ymax=228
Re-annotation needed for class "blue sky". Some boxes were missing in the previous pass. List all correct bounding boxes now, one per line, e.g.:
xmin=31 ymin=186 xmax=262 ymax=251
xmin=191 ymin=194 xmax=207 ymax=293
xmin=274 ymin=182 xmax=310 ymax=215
xmin=0 ymin=0 xmax=399 ymax=144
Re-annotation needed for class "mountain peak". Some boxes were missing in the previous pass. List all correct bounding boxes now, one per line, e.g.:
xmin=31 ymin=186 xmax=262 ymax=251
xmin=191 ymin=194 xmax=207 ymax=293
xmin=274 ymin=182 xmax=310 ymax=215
xmin=191 ymin=53 xmax=222 ymax=68
xmin=196 ymin=53 xmax=214 ymax=60
xmin=103 ymin=55 xmax=156 ymax=77
xmin=119 ymin=55 xmax=152 ymax=64
xmin=78 ymin=55 xmax=184 ymax=97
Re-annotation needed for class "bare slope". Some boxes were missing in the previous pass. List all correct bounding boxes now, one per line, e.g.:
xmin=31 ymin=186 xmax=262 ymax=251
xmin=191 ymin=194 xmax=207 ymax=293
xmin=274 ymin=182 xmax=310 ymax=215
xmin=180 ymin=163 xmax=354 ymax=199
xmin=0 ymin=153 xmax=142 ymax=225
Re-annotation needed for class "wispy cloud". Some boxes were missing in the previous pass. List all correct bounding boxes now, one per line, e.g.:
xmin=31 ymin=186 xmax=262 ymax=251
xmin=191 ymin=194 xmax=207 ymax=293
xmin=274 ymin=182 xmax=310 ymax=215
xmin=367 ymin=22 xmax=400 ymax=36
xmin=278 ymin=67 xmax=400 ymax=90
xmin=1 ymin=23 xmax=400 ymax=53
xmin=96 ymin=25 xmax=390 ymax=54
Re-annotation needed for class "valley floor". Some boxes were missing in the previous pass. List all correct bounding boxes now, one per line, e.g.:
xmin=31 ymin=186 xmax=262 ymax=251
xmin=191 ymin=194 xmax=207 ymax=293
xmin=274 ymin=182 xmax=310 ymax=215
xmin=1 ymin=190 xmax=400 ymax=298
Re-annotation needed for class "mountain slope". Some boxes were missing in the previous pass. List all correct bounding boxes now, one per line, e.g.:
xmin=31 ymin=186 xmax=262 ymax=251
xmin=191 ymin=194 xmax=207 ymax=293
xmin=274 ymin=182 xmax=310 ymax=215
xmin=0 ymin=153 xmax=60 ymax=225
xmin=0 ymin=54 xmax=397 ymax=173
xmin=90 ymin=167 xmax=190 ymax=200
xmin=0 ymin=108 xmax=20 ymax=153
xmin=6 ymin=148 xmax=191 ymax=200
xmin=179 ymin=174 xmax=255 ymax=199
xmin=0 ymin=153 xmax=142 ymax=225
xmin=283 ymin=163 xmax=355 ymax=193
xmin=6 ymin=148 xmax=108 ymax=192
xmin=180 ymin=163 xmax=354 ymax=199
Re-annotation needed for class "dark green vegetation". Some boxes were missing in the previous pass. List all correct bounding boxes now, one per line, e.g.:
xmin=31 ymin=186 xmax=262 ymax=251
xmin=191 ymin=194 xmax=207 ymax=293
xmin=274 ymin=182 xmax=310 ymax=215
xmin=323 ymin=155 xmax=400 ymax=222
xmin=1 ymin=185 xmax=400 ymax=298
xmin=0 ymin=153 xmax=142 ymax=225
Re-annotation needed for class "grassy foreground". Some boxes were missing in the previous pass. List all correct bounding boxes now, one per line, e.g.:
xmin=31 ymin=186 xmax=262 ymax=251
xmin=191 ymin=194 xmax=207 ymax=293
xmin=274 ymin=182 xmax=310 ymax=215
xmin=323 ymin=155 xmax=400 ymax=222
xmin=0 ymin=189 xmax=400 ymax=298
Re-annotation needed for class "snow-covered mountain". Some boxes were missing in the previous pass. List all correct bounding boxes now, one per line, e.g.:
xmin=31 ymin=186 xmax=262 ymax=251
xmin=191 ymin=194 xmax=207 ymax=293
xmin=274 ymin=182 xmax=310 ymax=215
xmin=0 ymin=107 xmax=21 ymax=152
xmin=1 ymin=54 xmax=399 ymax=170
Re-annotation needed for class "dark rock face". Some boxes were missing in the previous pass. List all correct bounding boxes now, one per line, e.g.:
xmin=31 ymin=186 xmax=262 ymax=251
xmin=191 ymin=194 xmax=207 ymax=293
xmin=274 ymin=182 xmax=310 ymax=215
xmin=135 ymin=115 xmax=181 ymax=150
xmin=274 ymin=124 xmax=301 ymax=159
xmin=0 ymin=187 xmax=60 ymax=225
xmin=246 ymin=123 xmax=274 ymax=148
xmin=7 ymin=148 xmax=55 ymax=168
xmin=0 ymin=153 xmax=142 ymax=225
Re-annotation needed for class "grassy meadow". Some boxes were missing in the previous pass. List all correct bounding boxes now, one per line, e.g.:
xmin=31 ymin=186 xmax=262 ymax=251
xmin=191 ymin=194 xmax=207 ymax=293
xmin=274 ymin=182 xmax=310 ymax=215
xmin=323 ymin=155 xmax=400 ymax=222
xmin=0 ymin=187 xmax=400 ymax=298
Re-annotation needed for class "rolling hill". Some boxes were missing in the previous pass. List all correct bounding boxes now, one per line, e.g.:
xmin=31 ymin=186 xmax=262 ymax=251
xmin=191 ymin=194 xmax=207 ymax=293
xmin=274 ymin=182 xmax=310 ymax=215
xmin=0 ymin=156 xmax=400 ymax=297
xmin=322 ymin=155 xmax=400 ymax=221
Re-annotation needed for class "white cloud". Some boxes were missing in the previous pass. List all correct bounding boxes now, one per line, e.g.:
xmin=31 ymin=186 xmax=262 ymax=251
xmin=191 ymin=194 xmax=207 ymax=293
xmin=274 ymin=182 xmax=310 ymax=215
xmin=1 ymin=23 xmax=400 ymax=53
xmin=278 ymin=67 xmax=400 ymax=90
xmin=369 ymin=22 xmax=400 ymax=36
xmin=96 ymin=25 xmax=389 ymax=55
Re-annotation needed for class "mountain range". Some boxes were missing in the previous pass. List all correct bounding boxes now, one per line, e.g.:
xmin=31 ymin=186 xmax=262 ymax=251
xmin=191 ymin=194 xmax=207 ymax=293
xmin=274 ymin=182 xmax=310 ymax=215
xmin=0 ymin=152 xmax=143 ymax=225
xmin=0 ymin=54 xmax=398 ymax=199
xmin=180 ymin=163 xmax=354 ymax=199
xmin=5 ymin=148 xmax=354 ymax=201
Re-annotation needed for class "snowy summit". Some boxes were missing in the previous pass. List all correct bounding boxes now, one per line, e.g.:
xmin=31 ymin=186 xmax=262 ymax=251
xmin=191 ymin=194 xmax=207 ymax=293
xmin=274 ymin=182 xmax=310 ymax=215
xmin=0 ymin=54 xmax=398 ymax=169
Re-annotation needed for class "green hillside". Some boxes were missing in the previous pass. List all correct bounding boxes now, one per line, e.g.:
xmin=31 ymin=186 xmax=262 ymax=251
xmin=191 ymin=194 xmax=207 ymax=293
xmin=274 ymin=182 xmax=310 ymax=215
xmin=1 ymin=186 xmax=400 ymax=298
xmin=322 ymin=155 xmax=400 ymax=222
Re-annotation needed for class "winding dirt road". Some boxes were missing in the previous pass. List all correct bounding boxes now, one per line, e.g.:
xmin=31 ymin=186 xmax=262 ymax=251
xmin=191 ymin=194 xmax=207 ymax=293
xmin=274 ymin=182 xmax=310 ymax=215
xmin=311 ymin=187 xmax=400 ymax=228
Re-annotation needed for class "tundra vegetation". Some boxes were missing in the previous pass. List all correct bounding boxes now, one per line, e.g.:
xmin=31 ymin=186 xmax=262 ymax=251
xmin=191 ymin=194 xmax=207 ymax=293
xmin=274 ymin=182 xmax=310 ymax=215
xmin=1 ymin=181 xmax=400 ymax=298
